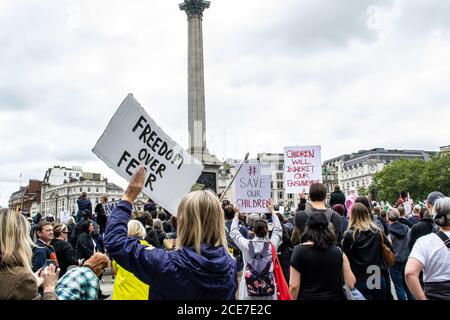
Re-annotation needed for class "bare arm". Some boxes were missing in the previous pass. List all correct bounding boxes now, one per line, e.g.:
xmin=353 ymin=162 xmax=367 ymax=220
xmin=289 ymin=266 xmax=301 ymax=300
xmin=405 ymin=257 xmax=426 ymax=300
xmin=342 ymin=253 xmax=356 ymax=289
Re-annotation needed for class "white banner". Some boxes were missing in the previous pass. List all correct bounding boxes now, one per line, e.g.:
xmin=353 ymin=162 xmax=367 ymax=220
xmin=93 ymin=94 xmax=203 ymax=216
xmin=233 ymin=163 xmax=271 ymax=214
xmin=102 ymin=201 xmax=121 ymax=216
xmin=284 ymin=145 xmax=322 ymax=194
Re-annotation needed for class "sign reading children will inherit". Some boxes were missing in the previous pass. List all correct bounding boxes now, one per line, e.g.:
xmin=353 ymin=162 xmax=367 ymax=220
xmin=284 ymin=145 xmax=322 ymax=194
xmin=233 ymin=163 xmax=271 ymax=214
xmin=92 ymin=94 xmax=203 ymax=216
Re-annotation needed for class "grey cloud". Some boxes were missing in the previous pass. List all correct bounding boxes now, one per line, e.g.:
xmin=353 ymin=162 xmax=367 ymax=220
xmin=209 ymin=0 xmax=394 ymax=62
xmin=393 ymin=0 xmax=450 ymax=37
xmin=0 ymin=87 xmax=30 ymax=111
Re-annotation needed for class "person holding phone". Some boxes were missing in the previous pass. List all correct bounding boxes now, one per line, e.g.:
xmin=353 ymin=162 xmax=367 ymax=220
xmin=0 ymin=208 xmax=59 ymax=300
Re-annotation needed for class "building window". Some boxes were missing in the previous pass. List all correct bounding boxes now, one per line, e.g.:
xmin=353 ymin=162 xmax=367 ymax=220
xmin=76 ymin=173 xmax=79 ymax=177
xmin=87 ymin=188 xmax=91 ymax=192
xmin=69 ymin=173 xmax=72 ymax=177
xmin=64 ymin=172 xmax=67 ymax=176
xmin=277 ymin=164 xmax=284 ymax=171
xmin=288 ymin=194 xmax=293 ymax=199
xmin=112 ymin=198 xmax=115 ymax=201
xmin=276 ymin=173 xmax=283 ymax=180
xmin=271 ymin=192 xmax=273 ymax=199
xmin=278 ymin=191 xmax=283 ymax=199
xmin=277 ymin=182 xmax=283 ymax=189
xmin=80 ymin=188 xmax=82 ymax=192
xmin=96 ymin=188 xmax=99 ymax=192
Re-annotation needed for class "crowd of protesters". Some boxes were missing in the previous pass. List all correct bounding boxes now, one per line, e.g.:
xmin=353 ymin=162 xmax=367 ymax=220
xmin=1 ymin=166 xmax=449 ymax=301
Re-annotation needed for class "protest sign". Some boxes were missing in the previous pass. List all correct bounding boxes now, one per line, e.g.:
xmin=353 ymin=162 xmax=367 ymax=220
xmin=92 ymin=94 xmax=203 ymax=216
xmin=102 ymin=200 xmax=121 ymax=216
xmin=284 ymin=145 xmax=322 ymax=194
xmin=404 ymin=200 xmax=413 ymax=216
xmin=233 ymin=163 xmax=271 ymax=214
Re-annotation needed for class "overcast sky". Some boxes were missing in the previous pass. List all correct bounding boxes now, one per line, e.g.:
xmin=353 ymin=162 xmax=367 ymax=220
xmin=1 ymin=0 xmax=450 ymax=206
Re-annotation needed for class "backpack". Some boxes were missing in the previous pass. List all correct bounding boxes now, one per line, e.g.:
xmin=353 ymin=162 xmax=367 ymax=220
xmin=305 ymin=208 xmax=335 ymax=235
xmin=244 ymin=241 xmax=275 ymax=297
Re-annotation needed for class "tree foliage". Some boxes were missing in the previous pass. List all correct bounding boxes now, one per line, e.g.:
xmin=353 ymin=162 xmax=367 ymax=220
xmin=372 ymin=154 xmax=450 ymax=204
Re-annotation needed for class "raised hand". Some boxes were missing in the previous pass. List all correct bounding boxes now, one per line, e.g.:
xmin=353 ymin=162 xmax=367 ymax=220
xmin=123 ymin=166 xmax=147 ymax=204
xmin=267 ymin=199 xmax=275 ymax=215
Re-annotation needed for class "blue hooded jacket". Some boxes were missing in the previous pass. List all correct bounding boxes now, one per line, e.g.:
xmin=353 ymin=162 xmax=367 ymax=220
xmin=104 ymin=201 xmax=237 ymax=300
xmin=388 ymin=222 xmax=410 ymax=264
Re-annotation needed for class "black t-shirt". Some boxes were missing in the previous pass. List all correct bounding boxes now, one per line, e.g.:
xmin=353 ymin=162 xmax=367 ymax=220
xmin=290 ymin=244 xmax=345 ymax=300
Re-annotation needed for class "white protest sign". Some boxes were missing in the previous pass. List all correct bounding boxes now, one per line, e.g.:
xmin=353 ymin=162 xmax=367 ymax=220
xmin=60 ymin=210 xmax=70 ymax=224
xmin=233 ymin=163 xmax=271 ymax=214
xmin=284 ymin=145 xmax=322 ymax=194
xmin=93 ymin=94 xmax=203 ymax=216
xmin=404 ymin=200 xmax=413 ymax=216
xmin=102 ymin=200 xmax=121 ymax=217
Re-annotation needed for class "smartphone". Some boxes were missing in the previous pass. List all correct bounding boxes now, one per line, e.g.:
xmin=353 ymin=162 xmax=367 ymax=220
xmin=43 ymin=259 xmax=57 ymax=268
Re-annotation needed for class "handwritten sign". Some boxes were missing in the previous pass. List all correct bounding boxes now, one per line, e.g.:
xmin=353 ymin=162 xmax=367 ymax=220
xmin=102 ymin=201 xmax=121 ymax=216
xmin=284 ymin=145 xmax=322 ymax=194
xmin=233 ymin=163 xmax=271 ymax=214
xmin=92 ymin=94 xmax=203 ymax=216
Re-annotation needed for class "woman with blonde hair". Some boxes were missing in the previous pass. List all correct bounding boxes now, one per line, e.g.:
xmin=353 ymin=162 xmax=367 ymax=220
xmin=342 ymin=203 xmax=391 ymax=300
xmin=104 ymin=167 xmax=237 ymax=300
xmin=0 ymin=208 xmax=59 ymax=300
xmin=55 ymin=252 xmax=110 ymax=300
xmin=51 ymin=223 xmax=79 ymax=278
xmin=112 ymin=220 xmax=151 ymax=300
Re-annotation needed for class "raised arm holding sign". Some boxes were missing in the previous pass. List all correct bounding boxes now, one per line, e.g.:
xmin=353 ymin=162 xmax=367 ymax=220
xmin=93 ymin=94 xmax=203 ymax=215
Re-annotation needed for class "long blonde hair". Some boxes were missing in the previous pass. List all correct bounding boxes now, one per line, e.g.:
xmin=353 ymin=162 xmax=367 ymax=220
xmin=176 ymin=190 xmax=228 ymax=255
xmin=348 ymin=202 xmax=379 ymax=239
xmin=0 ymin=208 xmax=35 ymax=273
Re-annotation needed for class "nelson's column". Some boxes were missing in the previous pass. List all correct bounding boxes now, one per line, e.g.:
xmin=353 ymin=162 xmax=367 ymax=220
xmin=179 ymin=0 xmax=221 ymax=192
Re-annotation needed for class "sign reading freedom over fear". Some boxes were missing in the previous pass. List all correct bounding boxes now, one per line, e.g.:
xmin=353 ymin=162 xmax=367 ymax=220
xmin=233 ymin=163 xmax=271 ymax=214
xmin=284 ymin=145 xmax=322 ymax=194
xmin=92 ymin=94 xmax=203 ymax=216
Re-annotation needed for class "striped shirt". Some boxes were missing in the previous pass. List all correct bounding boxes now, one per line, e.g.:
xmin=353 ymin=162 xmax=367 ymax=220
xmin=55 ymin=267 xmax=99 ymax=300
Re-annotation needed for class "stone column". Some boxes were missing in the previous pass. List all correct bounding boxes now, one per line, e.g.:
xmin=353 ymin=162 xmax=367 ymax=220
xmin=180 ymin=1 xmax=222 ymax=192
xmin=179 ymin=0 xmax=210 ymax=161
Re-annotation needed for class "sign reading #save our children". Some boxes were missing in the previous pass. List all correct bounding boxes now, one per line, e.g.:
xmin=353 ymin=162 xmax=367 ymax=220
xmin=284 ymin=145 xmax=322 ymax=194
xmin=92 ymin=94 xmax=203 ymax=216
xmin=233 ymin=163 xmax=271 ymax=214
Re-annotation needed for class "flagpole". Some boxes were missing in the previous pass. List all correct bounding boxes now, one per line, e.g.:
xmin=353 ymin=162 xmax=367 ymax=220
xmin=219 ymin=153 xmax=249 ymax=202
